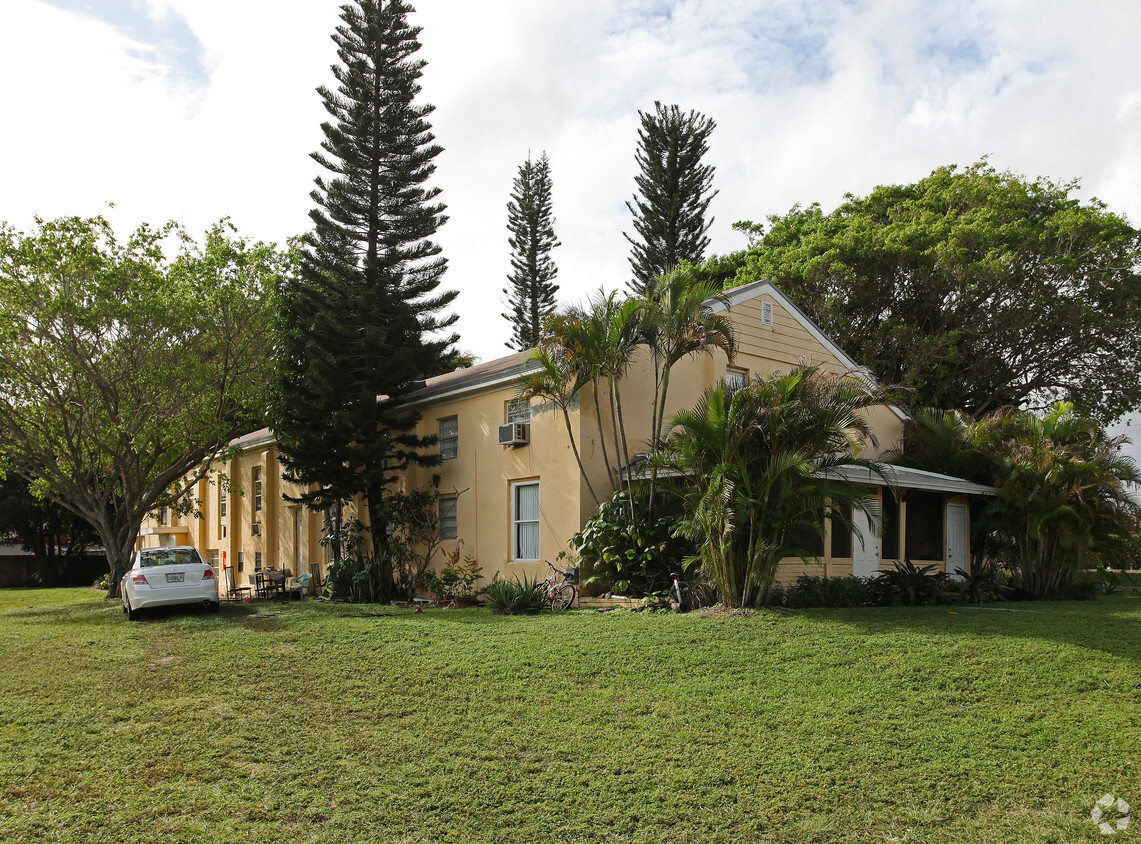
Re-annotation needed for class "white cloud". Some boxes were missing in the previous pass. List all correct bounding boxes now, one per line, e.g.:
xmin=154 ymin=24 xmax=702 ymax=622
xmin=2 ymin=0 xmax=1140 ymax=393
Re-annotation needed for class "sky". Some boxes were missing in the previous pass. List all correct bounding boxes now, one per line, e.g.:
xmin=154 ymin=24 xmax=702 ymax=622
xmin=1 ymin=0 xmax=1140 ymax=461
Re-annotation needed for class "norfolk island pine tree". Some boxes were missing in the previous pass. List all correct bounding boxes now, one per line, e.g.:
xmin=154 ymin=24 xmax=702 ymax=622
xmin=272 ymin=0 xmax=458 ymax=581
xmin=502 ymin=152 xmax=560 ymax=351
xmin=624 ymin=102 xmax=718 ymax=297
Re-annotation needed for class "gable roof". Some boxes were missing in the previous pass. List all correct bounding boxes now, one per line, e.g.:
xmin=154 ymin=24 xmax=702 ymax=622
xmin=711 ymin=279 xmax=871 ymax=376
xmin=400 ymin=279 xmax=906 ymax=421
xmin=401 ymin=349 xmax=538 ymax=407
xmin=713 ymin=279 xmax=908 ymax=423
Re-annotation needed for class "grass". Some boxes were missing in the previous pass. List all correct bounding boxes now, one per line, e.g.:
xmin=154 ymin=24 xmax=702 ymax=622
xmin=1 ymin=589 xmax=1138 ymax=843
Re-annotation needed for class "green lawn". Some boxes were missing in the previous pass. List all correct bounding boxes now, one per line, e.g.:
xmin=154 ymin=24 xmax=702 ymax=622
xmin=1 ymin=589 xmax=1138 ymax=843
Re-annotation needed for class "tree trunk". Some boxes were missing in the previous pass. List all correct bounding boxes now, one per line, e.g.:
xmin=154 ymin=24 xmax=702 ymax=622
xmin=561 ymin=407 xmax=600 ymax=507
xmin=591 ymin=382 xmax=617 ymax=493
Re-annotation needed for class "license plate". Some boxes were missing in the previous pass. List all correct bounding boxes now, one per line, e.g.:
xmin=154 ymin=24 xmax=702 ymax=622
xmin=166 ymin=573 xmax=185 ymax=583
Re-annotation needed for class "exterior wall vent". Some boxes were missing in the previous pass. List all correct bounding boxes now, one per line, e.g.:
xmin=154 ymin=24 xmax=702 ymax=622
xmin=761 ymin=301 xmax=774 ymax=327
xmin=498 ymin=421 xmax=530 ymax=446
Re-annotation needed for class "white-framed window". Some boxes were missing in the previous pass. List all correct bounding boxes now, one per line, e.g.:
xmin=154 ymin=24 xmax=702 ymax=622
xmin=506 ymin=399 xmax=531 ymax=423
xmin=761 ymin=300 xmax=774 ymax=327
xmin=725 ymin=368 xmax=747 ymax=392
xmin=157 ymin=506 xmax=168 ymax=526
xmin=254 ymin=551 xmax=263 ymax=571
xmin=219 ymin=485 xmax=227 ymax=519
xmin=209 ymin=550 xmax=220 ymax=570
xmin=439 ymin=416 xmax=458 ymax=460
xmin=511 ymin=481 xmax=540 ymax=561
xmin=438 ymin=495 xmax=458 ymax=540
xmin=252 ymin=467 xmax=263 ymax=515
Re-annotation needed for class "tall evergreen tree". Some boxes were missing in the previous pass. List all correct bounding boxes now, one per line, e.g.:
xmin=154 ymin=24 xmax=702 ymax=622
xmin=273 ymin=0 xmax=457 ymax=566
xmin=502 ymin=152 xmax=560 ymax=350
xmin=624 ymin=101 xmax=718 ymax=296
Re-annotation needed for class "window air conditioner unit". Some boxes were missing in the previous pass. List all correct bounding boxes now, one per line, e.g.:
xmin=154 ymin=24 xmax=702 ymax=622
xmin=251 ymin=522 xmax=261 ymax=536
xmin=498 ymin=421 xmax=530 ymax=446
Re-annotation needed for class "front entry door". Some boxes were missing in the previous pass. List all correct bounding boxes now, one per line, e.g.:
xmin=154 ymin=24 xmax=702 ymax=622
xmin=851 ymin=506 xmax=881 ymax=578
xmin=946 ymin=502 xmax=969 ymax=579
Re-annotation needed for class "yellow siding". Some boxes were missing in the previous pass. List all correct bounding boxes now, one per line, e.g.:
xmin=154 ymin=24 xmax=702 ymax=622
xmin=404 ymin=388 xmax=589 ymax=586
xmin=135 ymin=283 xmax=947 ymax=594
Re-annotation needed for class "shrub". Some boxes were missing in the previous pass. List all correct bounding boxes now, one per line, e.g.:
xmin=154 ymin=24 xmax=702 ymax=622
xmin=783 ymin=575 xmax=881 ymax=608
xmin=483 ymin=574 xmax=547 ymax=614
xmin=569 ymin=489 xmax=696 ymax=596
xmin=423 ymin=546 xmax=483 ymax=603
xmin=1047 ymin=578 xmax=1100 ymax=601
xmin=324 ymin=550 xmax=396 ymax=603
xmin=954 ymin=562 xmax=1011 ymax=603
xmin=876 ymin=560 xmax=952 ymax=606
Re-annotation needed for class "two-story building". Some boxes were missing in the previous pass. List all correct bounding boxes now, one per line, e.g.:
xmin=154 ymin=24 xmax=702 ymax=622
xmin=139 ymin=280 xmax=994 ymax=598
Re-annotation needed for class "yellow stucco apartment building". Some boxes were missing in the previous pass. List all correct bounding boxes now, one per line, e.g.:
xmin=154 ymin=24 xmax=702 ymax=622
xmin=139 ymin=280 xmax=994 ymax=599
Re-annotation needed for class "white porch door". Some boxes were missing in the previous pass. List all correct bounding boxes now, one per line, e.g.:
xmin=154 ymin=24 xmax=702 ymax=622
xmin=946 ymin=503 xmax=969 ymax=579
xmin=851 ymin=507 xmax=881 ymax=578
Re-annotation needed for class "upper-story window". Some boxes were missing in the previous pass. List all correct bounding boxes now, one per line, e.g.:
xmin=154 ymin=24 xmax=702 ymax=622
xmin=253 ymin=467 xmax=263 ymax=515
xmin=219 ymin=485 xmax=227 ymax=519
xmin=506 ymin=399 xmax=531 ymax=423
xmin=439 ymin=416 xmax=458 ymax=460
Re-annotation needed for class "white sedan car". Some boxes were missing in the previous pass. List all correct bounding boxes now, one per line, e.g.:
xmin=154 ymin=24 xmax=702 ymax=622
xmin=121 ymin=546 xmax=220 ymax=619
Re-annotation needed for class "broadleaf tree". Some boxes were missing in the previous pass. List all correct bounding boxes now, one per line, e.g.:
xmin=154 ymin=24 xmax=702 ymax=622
xmin=625 ymin=101 xmax=718 ymax=297
xmin=713 ymin=161 xmax=1141 ymax=420
xmin=0 ymin=473 xmax=100 ymax=586
xmin=273 ymin=0 xmax=458 ymax=577
xmin=502 ymin=152 xmax=560 ymax=350
xmin=0 ymin=214 xmax=286 ymax=590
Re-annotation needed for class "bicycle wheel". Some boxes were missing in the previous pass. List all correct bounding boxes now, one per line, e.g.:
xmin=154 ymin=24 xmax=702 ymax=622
xmin=671 ymin=578 xmax=689 ymax=611
xmin=551 ymin=583 xmax=576 ymax=610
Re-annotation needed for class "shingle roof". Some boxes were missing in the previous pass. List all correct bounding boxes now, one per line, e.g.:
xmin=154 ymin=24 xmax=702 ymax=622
xmin=230 ymin=428 xmax=275 ymax=450
xmin=401 ymin=349 xmax=539 ymax=405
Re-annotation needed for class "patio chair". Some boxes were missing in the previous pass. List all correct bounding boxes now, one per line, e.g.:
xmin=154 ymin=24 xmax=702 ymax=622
xmin=288 ymin=572 xmax=313 ymax=601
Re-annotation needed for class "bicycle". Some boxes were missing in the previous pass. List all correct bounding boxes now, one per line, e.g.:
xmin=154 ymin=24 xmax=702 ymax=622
xmin=539 ymin=561 xmax=577 ymax=610
xmin=670 ymin=572 xmax=686 ymax=608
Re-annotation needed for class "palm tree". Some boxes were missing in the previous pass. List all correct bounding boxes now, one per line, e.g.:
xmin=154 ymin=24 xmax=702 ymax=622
xmin=989 ymin=402 xmax=1140 ymax=596
xmin=545 ymin=292 xmax=639 ymax=494
xmin=641 ymin=266 xmax=736 ymax=449
xmin=640 ymin=266 xmax=736 ymax=514
xmin=653 ymin=366 xmax=892 ymax=607
xmin=541 ymin=290 xmax=647 ymax=521
xmin=516 ymin=343 xmax=601 ymax=506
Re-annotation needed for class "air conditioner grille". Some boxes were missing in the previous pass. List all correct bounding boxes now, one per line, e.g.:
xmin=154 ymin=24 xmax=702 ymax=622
xmin=498 ymin=421 xmax=530 ymax=446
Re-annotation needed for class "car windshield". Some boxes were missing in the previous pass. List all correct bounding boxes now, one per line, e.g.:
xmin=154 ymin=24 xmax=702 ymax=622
xmin=139 ymin=550 xmax=201 ymax=568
